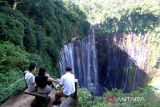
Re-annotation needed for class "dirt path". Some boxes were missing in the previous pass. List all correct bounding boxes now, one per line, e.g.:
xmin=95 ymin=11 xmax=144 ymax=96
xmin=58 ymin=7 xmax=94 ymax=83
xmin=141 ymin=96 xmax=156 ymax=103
xmin=1 ymin=90 xmax=59 ymax=107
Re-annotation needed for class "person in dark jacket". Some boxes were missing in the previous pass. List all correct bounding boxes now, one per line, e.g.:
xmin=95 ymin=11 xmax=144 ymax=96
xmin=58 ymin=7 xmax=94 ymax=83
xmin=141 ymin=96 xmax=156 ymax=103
xmin=35 ymin=68 xmax=54 ymax=94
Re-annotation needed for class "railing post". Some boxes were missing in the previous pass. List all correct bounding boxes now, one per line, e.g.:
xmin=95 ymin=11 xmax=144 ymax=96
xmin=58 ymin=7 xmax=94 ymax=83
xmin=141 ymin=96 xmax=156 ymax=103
xmin=74 ymin=79 xmax=78 ymax=99
xmin=23 ymin=71 xmax=27 ymax=89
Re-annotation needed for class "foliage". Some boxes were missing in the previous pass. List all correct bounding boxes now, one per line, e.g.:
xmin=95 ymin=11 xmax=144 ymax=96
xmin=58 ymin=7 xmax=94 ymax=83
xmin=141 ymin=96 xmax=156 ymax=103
xmin=0 ymin=0 xmax=90 ymax=73
xmin=0 ymin=42 xmax=29 ymax=71
xmin=0 ymin=13 xmax=24 ymax=46
xmin=64 ymin=0 xmax=90 ymax=37
xmin=0 ymin=0 xmax=90 ymax=103
xmin=78 ymin=88 xmax=105 ymax=107
xmin=0 ymin=5 xmax=37 ymax=51
xmin=97 ymin=0 xmax=160 ymax=34
xmin=0 ymin=42 xmax=28 ymax=100
xmin=78 ymin=86 xmax=160 ymax=107
xmin=93 ymin=0 xmax=160 ymax=75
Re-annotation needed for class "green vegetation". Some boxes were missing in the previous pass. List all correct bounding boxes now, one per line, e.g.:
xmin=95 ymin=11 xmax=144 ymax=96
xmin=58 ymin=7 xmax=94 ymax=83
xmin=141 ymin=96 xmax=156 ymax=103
xmin=78 ymin=88 xmax=105 ymax=107
xmin=70 ymin=0 xmax=160 ymax=71
xmin=97 ymin=0 xmax=160 ymax=73
xmin=78 ymin=0 xmax=160 ymax=73
xmin=0 ymin=0 xmax=160 ymax=106
xmin=74 ymin=0 xmax=160 ymax=107
xmin=78 ymin=86 xmax=160 ymax=107
xmin=96 ymin=0 xmax=160 ymax=34
xmin=0 ymin=0 xmax=90 ymax=102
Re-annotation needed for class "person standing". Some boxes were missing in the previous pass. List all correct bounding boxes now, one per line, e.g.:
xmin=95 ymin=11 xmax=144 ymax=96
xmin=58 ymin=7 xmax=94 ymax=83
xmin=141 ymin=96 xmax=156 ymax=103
xmin=25 ymin=63 xmax=36 ymax=92
xmin=53 ymin=67 xmax=75 ymax=104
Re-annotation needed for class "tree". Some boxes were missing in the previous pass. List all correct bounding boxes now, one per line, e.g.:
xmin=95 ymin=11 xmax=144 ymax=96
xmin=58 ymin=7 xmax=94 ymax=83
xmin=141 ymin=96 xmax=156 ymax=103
xmin=0 ymin=0 xmax=32 ymax=10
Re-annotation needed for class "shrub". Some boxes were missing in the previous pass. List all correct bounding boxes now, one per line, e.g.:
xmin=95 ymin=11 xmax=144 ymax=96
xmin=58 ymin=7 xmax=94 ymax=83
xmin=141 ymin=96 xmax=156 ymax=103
xmin=0 ymin=13 xmax=24 ymax=46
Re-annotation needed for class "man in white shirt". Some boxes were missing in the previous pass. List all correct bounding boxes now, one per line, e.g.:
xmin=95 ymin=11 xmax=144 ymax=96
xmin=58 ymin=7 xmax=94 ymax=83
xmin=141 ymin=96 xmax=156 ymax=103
xmin=53 ymin=67 xmax=75 ymax=104
xmin=25 ymin=63 xmax=36 ymax=91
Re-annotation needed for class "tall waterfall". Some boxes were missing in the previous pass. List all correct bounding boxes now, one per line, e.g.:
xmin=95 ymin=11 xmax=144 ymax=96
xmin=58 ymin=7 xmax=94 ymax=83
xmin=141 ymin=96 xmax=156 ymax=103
xmin=59 ymin=28 xmax=150 ymax=95
xmin=59 ymin=27 xmax=100 ymax=95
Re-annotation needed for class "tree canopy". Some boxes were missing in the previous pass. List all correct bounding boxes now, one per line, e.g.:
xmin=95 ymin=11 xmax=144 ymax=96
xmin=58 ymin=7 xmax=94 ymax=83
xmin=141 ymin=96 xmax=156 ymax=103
xmin=0 ymin=0 xmax=90 ymax=97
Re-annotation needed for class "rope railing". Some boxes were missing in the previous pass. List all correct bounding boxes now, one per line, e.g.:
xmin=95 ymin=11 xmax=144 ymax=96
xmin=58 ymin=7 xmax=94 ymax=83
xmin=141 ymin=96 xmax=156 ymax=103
xmin=0 ymin=77 xmax=24 ymax=94
xmin=0 ymin=77 xmax=26 ymax=104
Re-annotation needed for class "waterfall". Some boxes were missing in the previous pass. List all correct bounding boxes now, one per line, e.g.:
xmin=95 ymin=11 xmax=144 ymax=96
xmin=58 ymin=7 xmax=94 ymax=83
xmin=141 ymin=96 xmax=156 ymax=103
xmin=59 ymin=27 xmax=100 ymax=95
xmin=59 ymin=29 xmax=150 ymax=95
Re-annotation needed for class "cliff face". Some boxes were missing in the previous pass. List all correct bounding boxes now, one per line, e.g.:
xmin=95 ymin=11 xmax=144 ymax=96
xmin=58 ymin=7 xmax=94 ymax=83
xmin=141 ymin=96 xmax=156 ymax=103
xmin=59 ymin=29 xmax=159 ymax=95
xmin=96 ymin=33 xmax=152 ymax=93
